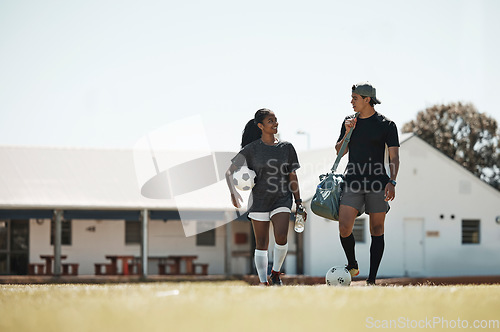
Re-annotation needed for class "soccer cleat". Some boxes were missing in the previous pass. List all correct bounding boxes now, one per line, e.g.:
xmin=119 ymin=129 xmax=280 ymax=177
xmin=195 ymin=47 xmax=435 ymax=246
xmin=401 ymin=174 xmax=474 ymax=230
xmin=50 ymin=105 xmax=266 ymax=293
xmin=270 ymin=270 xmax=284 ymax=286
xmin=259 ymin=281 xmax=270 ymax=286
xmin=366 ymin=279 xmax=376 ymax=286
xmin=346 ymin=263 xmax=360 ymax=278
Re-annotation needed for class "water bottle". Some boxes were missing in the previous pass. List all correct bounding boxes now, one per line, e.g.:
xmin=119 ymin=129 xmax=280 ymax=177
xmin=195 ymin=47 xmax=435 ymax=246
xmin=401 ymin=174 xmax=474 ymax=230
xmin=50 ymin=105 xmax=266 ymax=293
xmin=294 ymin=205 xmax=306 ymax=233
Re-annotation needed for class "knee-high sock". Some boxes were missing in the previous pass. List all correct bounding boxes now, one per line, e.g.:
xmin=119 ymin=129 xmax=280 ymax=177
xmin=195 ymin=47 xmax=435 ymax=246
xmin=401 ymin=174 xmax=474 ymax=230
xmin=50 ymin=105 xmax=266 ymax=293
xmin=254 ymin=249 xmax=268 ymax=283
xmin=340 ymin=233 xmax=357 ymax=267
xmin=272 ymin=243 xmax=288 ymax=272
xmin=368 ymin=234 xmax=385 ymax=281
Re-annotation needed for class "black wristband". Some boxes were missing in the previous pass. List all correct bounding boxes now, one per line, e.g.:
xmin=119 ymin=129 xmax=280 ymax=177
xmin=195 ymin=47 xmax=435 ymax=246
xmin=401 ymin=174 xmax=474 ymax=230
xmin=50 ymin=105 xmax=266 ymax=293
xmin=295 ymin=199 xmax=302 ymax=204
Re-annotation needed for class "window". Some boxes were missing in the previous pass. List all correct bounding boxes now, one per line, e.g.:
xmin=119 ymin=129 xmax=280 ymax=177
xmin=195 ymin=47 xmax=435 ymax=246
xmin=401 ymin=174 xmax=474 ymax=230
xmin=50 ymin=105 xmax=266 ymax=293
xmin=125 ymin=221 xmax=141 ymax=245
xmin=0 ymin=221 xmax=7 ymax=250
xmin=50 ymin=219 xmax=72 ymax=245
xmin=352 ymin=218 xmax=366 ymax=243
xmin=0 ymin=220 xmax=29 ymax=275
xmin=196 ymin=222 xmax=216 ymax=246
xmin=462 ymin=219 xmax=480 ymax=244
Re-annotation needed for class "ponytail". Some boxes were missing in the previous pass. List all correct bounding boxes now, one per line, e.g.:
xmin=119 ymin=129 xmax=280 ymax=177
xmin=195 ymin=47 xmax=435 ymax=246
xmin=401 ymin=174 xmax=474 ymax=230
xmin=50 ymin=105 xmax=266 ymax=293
xmin=241 ymin=108 xmax=272 ymax=148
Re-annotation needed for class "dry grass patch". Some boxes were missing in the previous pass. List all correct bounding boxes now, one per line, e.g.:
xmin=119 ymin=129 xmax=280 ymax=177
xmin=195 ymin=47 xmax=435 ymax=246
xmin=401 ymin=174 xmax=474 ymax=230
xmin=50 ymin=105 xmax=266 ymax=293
xmin=0 ymin=282 xmax=498 ymax=331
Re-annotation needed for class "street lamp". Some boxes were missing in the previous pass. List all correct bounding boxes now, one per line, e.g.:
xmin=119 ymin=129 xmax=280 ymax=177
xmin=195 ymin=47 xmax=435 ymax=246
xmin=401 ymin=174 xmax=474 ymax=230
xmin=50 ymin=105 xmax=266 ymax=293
xmin=296 ymin=130 xmax=310 ymax=150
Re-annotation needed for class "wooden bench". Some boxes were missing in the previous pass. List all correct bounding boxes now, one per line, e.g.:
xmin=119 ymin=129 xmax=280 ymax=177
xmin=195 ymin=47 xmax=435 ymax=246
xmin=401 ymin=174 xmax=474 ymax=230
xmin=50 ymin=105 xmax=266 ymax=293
xmin=94 ymin=263 xmax=114 ymax=275
xmin=128 ymin=260 xmax=142 ymax=275
xmin=28 ymin=263 xmax=45 ymax=275
xmin=62 ymin=263 xmax=79 ymax=276
xmin=158 ymin=261 xmax=179 ymax=275
xmin=193 ymin=263 xmax=209 ymax=275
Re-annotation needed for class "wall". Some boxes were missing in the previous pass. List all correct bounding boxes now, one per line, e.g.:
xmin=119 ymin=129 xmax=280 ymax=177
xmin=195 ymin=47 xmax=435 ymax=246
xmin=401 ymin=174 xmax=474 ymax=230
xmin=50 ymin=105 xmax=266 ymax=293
xmin=29 ymin=218 xmax=300 ymax=275
xmin=389 ymin=137 xmax=500 ymax=277
xmin=30 ymin=218 xmax=228 ymax=275
xmin=305 ymin=137 xmax=500 ymax=278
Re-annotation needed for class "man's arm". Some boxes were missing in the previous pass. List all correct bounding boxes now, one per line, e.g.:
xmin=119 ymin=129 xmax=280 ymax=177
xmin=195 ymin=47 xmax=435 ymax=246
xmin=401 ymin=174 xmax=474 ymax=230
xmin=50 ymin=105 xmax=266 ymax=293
xmin=335 ymin=136 xmax=349 ymax=156
xmin=388 ymin=147 xmax=400 ymax=182
xmin=335 ymin=117 xmax=357 ymax=156
xmin=384 ymin=146 xmax=400 ymax=201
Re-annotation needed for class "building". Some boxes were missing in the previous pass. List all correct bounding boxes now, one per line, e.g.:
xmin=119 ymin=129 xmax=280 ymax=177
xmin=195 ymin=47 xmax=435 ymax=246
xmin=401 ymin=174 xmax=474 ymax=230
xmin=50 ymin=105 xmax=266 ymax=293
xmin=0 ymin=145 xmax=298 ymax=276
xmin=303 ymin=134 xmax=500 ymax=278
xmin=0 ymin=134 xmax=499 ymax=277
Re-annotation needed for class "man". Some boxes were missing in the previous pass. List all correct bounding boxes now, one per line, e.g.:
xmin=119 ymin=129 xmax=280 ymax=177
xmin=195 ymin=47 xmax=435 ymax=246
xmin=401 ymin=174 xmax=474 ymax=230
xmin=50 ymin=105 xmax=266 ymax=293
xmin=335 ymin=82 xmax=400 ymax=285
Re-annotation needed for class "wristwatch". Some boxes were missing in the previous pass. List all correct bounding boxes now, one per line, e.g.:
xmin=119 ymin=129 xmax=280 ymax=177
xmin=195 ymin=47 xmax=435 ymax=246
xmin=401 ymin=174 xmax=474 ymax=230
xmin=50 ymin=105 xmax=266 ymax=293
xmin=388 ymin=180 xmax=397 ymax=186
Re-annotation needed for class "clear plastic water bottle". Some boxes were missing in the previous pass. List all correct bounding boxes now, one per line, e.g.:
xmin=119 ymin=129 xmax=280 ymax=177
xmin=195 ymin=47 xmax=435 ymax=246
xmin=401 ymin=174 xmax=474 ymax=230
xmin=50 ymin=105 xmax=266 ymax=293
xmin=294 ymin=205 xmax=306 ymax=233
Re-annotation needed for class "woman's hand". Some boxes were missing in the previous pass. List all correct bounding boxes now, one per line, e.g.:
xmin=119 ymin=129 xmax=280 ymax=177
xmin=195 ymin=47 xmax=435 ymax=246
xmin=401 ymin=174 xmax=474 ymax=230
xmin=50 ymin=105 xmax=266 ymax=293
xmin=297 ymin=203 xmax=307 ymax=221
xmin=231 ymin=191 xmax=243 ymax=208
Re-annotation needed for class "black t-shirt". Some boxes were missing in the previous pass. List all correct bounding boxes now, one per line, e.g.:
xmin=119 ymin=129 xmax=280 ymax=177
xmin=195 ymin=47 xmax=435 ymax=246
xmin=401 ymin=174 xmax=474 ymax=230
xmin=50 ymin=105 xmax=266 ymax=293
xmin=231 ymin=139 xmax=300 ymax=213
xmin=337 ymin=112 xmax=399 ymax=191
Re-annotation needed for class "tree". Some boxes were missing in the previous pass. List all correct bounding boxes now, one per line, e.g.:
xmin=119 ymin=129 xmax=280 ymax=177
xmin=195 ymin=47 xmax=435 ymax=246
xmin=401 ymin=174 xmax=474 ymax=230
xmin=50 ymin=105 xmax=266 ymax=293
xmin=402 ymin=102 xmax=500 ymax=190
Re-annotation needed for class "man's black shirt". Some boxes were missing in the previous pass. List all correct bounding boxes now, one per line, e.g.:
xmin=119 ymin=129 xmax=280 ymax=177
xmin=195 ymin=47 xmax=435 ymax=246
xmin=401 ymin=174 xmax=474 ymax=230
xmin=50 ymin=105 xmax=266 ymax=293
xmin=337 ymin=112 xmax=399 ymax=191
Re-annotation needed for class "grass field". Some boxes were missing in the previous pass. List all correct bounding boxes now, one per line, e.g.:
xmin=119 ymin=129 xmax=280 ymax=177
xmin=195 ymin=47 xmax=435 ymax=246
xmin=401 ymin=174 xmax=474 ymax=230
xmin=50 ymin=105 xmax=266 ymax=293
xmin=1 ymin=282 xmax=499 ymax=332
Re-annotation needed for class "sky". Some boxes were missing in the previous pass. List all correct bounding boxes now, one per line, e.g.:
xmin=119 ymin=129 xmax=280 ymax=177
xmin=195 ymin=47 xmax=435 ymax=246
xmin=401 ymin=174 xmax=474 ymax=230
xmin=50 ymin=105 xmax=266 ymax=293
xmin=1 ymin=0 xmax=499 ymax=152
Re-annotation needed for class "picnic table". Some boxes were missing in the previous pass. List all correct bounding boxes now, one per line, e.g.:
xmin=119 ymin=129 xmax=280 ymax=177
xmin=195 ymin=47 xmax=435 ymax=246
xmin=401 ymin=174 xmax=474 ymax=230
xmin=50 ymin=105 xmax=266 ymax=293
xmin=104 ymin=255 xmax=136 ymax=275
xmin=151 ymin=255 xmax=201 ymax=275
xmin=39 ymin=254 xmax=67 ymax=275
xmin=166 ymin=255 xmax=198 ymax=274
xmin=94 ymin=255 xmax=207 ymax=276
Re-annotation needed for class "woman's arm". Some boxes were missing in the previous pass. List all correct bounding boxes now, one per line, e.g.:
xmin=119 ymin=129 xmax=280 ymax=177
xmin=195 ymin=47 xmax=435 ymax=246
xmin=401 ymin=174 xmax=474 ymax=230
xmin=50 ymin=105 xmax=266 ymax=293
xmin=225 ymin=163 xmax=242 ymax=208
xmin=289 ymin=171 xmax=307 ymax=220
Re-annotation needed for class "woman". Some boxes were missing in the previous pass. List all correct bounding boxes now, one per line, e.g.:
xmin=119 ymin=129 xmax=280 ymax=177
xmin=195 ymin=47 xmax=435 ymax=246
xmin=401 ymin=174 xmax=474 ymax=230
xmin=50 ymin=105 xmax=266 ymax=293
xmin=225 ymin=108 xmax=306 ymax=286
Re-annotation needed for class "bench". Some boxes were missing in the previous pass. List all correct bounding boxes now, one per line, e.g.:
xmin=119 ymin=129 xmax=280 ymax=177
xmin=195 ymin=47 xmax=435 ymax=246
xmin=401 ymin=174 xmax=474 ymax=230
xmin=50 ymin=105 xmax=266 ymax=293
xmin=62 ymin=263 xmax=79 ymax=276
xmin=94 ymin=263 xmax=114 ymax=275
xmin=158 ymin=262 xmax=179 ymax=275
xmin=193 ymin=263 xmax=209 ymax=275
xmin=128 ymin=260 xmax=142 ymax=275
xmin=28 ymin=263 xmax=45 ymax=275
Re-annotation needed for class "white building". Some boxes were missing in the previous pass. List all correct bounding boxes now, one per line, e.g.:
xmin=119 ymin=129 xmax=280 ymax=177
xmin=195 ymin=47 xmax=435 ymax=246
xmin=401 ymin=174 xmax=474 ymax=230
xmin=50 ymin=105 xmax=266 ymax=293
xmin=0 ymin=134 xmax=499 ymax=277
xmin=303 ymin=134 xmax=500 ymax=278
xmin=0 ymin=145 xmax=298 ymax=276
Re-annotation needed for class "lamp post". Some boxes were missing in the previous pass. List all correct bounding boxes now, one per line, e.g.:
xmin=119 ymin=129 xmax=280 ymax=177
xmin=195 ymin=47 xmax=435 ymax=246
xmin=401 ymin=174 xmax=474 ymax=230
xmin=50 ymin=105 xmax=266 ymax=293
xmin=296 ymin=130 xmax=310 ymax=150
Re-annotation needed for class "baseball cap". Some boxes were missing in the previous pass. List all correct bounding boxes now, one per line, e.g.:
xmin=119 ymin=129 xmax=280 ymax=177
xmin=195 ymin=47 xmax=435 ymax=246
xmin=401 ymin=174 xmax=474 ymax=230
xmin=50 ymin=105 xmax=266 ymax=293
xmin=352 ymin=82 xmax=381 ymax=104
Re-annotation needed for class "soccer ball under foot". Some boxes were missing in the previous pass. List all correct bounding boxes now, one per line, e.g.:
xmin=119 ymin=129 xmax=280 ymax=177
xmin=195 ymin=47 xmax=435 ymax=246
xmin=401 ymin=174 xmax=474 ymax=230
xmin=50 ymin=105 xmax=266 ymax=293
xmin=325 ymin=266 xmax=352 ymax=286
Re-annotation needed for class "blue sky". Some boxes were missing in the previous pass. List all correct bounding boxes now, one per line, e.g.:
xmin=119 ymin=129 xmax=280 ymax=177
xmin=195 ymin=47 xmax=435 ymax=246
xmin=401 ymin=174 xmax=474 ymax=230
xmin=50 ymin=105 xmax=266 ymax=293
xmin=1 ymin=0 xmax=498 ymax=152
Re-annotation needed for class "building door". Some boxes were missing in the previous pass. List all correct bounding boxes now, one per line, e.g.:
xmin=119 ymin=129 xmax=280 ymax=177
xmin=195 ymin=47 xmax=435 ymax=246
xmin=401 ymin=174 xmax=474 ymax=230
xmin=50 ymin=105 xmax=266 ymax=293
xmin=403 ymin=218 xmax=424 ymax=277
xmin=0 ymin=220 xmax=29 ymax=275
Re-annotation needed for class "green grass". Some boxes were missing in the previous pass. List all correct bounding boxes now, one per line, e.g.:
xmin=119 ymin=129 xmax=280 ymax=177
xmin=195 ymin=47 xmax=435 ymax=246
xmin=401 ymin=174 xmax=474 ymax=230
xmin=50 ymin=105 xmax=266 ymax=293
xmin=1 ymin=282 xmax=499 ymax=332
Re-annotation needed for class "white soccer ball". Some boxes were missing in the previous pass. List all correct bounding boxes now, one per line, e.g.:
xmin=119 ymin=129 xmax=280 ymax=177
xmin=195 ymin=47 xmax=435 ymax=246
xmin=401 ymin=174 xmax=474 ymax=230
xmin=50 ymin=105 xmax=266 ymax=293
xmin=232 ymin=166 xmax=256 ymax=191
xmin=325 ymin=266 xmax=352 ymax=286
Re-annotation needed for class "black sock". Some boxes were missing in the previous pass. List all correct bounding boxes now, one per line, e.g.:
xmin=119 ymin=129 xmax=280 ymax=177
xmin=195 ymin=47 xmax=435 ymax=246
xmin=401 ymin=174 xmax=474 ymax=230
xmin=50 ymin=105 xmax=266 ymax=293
xmin=368 ymin=234 xmax=385 ymax=281
xmin=340 ymin=233 xmax=357 ymax=267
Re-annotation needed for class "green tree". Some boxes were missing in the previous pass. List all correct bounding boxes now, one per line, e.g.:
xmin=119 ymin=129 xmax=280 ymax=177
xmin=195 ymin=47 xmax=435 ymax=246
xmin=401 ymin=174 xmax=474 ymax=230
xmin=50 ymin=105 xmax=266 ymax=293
xmin=402 ymin=102 xmax=500 ymax=190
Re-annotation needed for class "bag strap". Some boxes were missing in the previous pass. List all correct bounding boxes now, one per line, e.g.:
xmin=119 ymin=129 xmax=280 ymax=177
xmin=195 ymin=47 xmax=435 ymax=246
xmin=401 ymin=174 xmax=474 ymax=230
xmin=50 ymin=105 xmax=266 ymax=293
xmin=331 ymin=112 xmax=360 ymax=173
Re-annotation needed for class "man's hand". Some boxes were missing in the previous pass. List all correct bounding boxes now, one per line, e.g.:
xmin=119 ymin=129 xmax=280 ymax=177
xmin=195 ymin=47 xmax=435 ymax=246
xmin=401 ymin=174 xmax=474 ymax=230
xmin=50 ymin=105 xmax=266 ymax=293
xmin=384 ymin=183 xmax=395 ymax=201
xmin=345 ymin=117 xmax=357 ymax=134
